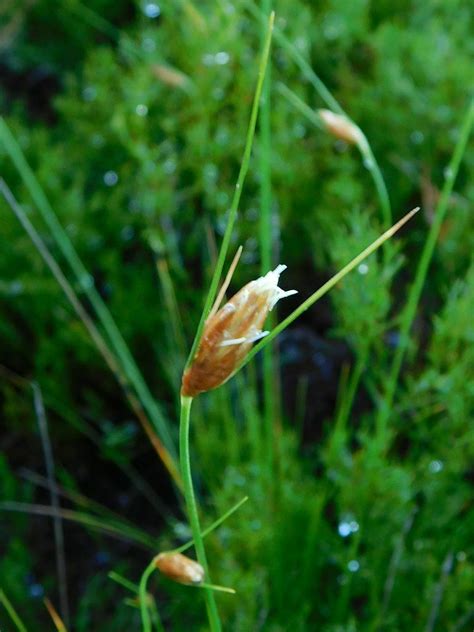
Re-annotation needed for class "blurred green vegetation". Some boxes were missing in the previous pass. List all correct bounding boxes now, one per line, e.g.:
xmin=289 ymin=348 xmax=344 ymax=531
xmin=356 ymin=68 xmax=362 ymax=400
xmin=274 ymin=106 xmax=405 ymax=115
xmin=0 ymin=0 xmax=473 ymax=630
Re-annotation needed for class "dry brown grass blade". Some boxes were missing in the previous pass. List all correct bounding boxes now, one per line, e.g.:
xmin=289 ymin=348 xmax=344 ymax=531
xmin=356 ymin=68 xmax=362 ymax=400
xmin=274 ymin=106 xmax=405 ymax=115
xmin=44 ymin=598 xmax=67 ymax=632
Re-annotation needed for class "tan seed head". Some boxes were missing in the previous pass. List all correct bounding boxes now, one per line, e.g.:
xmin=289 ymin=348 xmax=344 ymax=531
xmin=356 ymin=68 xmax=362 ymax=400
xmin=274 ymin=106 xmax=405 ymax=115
xmin=318 ymin=109 xmax=363 ymax=145
xmin=155 ymin=552 xmax=205 ymax=585
xmin=182 ymin=265 xmax=297 ymax=397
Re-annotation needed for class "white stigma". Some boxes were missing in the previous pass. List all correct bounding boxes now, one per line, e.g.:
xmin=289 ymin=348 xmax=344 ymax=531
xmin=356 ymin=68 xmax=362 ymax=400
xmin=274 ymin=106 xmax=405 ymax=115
xmin=255 ymin=264 xmax=298 ymax=310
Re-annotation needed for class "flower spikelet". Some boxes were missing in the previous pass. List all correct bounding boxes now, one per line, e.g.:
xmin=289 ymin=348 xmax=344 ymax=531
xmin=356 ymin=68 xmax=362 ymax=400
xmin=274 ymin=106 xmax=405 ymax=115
xmin=182 ymin=265 xmax=297 ymax=397
xmin=155 ymin=552 xmax=205 ymax=585
xmin=318 ymin=109 xmax=363 ymax=145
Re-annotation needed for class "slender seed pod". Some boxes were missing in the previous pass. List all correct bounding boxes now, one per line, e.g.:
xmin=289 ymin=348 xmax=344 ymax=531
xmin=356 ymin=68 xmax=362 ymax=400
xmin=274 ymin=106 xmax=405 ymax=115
xmin=155 ymin=552 xmax=205 ymax=585
xmin=182 ymin=265 xmax=297 ymax=397
xmin=318 ymin=109 xmax=363 ymax=145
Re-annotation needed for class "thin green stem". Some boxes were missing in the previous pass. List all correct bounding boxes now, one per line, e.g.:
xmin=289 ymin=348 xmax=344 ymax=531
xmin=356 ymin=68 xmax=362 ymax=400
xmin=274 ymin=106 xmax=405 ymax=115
xmin=0 ymin=589 xmax=28 ymax=632
xmin=137 ymin=495 xmax=246 ymax=628
xmin=265 ymin=0 xmax=391 ymax=225
xmin=239 ymin=207 xmax=420 ymax=372
xmin=376 ymin=98 xmax=474 ymax=441
xmin=186 ymin=11 xmax=275 ymax=368
xmin=0 ymin=500 xmax=157 ymax=550
xmin=277 ymin=82 xmax=323 ymax=129
xmin=63 ymin=0 xmax=119 ymax=39
xmin=139 ymin=559 xmax=157 ymax=632
xmin=108 ymin=571 xmax=140 ymax=594
xmin=357 ymin=135 xmax=392 ymax=229
xmin=173 ymin=495 xmax=249 ymax=555
xmin=32 ymin=383 xmax=70 ymax=628
xmin=149 ymin=600 xmax=165 ymax=632
xmin=179 ymin=396 xmax=221 ymax=631
xmin=259 ymin=0 xmax=273 ymax=275
xmin=245 ymin=0 xmax=342 ymax=113
xmin=155 ymin=254 xmax=187 ymax=359
xmin=278 ymin=83 xmax=391 ymax=228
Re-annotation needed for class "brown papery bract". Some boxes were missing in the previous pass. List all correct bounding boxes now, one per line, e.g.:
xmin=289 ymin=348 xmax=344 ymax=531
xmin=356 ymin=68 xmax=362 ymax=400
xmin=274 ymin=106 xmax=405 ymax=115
xmin=182 ymin=265 xmax=297 ymax=397
xmin=318 ymin=109 xmax=363 ymax=145
xmin=155 ymin=552 xmax=205 ymax=585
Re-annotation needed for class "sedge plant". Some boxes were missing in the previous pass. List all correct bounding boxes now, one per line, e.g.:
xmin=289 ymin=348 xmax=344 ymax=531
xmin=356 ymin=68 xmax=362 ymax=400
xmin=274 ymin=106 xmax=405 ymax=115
xmin=88 ymin=6 xmax=428 ymax=628
xmin=169 ymin=12 xmax=420 ymax=631
xmin=1 ymin=5 xmax=448 ymax=630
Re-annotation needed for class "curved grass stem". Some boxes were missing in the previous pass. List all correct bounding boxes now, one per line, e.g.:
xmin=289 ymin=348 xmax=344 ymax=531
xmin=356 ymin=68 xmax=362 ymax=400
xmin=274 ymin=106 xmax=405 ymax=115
xmin=247 ymin=0 xmax=392 ymax=225
xmin=357 ymin=135 xmax=392 ymax=230
xmin=139 ymin=559 xmax=160 ymax=632
xmin=277 ymin=83 xmax=392 ymax=229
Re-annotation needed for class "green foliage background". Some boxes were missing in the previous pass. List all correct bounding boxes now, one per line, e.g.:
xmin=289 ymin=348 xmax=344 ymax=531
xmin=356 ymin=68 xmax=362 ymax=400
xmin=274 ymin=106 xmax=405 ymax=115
xmin=0 ymin=0 xmax=473 ymax=630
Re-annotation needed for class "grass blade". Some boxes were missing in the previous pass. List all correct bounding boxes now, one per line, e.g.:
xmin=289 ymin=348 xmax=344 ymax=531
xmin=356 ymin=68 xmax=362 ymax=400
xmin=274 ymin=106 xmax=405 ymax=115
xmin=0 ymin=501 xmax=157 ymax=550
xmin=173 ymin=495 xmax=249 ymax=554
xmin=0 ymin=118 xmax=177 ymax=465
xmin=43 ymin=597 xmax=68 ymax=632
xmin=0 ymin=178 xmax=181 ymax=487
xmin=0 ymin=589 xmax=28 ymax=632
xmin=32 ymin=383 xmax=70 ymax=628
xmin=239 ymin=207 xmax=420 ymax=371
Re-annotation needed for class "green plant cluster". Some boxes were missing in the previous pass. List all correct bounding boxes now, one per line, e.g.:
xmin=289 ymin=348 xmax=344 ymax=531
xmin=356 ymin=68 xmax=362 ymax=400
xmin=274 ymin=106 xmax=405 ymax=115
xmin=0 ymin=1 xmax=473 ymax=630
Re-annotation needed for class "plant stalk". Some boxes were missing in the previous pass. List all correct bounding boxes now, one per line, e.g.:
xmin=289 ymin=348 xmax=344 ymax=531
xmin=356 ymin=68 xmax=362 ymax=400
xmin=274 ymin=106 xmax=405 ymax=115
xmin=186 ymin=11 xmax=275 ymax=368
xmin=239 ymin=207 xmax=420 ymax=372
xmin=179 ymin=396 xmax=221 ymax=631
xmin=0 ymin=589 xmax=28 ymax=632
xmin=376 ymin=98 xmax=474 ymax=441
xmin=139 ymin=559 xmax=158 ymax=632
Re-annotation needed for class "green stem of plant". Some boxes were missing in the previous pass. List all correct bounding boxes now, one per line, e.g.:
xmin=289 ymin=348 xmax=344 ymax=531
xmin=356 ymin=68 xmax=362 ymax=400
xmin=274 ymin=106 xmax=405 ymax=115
xmin=0 ymin=589 xmax=28 ymax=632
xmin=245 ymin=0 xmax=342 ymax=113
xmin=186 ymin=11 xmax=275 ymax=368
xmin=239 ymin=207 xmax=420 ymax=372
xmin=278 ymin=83 xmax=391 ymax=228
xmin=172 ymin=495 xmax=248 ymax=555
xmin=259 ymin=1 xmax=273 ymax=276
xmin=139 ymin=559 xmax=158 ymax=632
xmin=179 ymin=395 xmax=221 ymax=632
xmin=357 ymin=135 xmax=392 ymax=229
xmin=376 ymin=97 xmax=474 ymax=441
xmin=0 ymin=500 xmax=157 ymax=550
xmin=108 ymin=571 xmax=140 ymax=594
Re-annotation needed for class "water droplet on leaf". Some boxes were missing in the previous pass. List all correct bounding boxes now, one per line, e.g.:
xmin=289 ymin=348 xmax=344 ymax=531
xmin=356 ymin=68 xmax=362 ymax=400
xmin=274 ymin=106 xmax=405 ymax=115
xmin=104 ymin=170 xmax=119 ymax=186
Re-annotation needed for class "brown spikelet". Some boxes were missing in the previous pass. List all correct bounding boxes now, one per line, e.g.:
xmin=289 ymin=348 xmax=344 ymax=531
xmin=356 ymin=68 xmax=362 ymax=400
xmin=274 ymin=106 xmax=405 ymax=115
xmin=318 ymin=109 xmax=363 ymax=145
xmin=182 ymin=265 xmax=297 ymax=397
xmin=155 ymin=552 xmax=205 ymax=585
xmin=152 ymin=64 xmax=189 ymax=89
